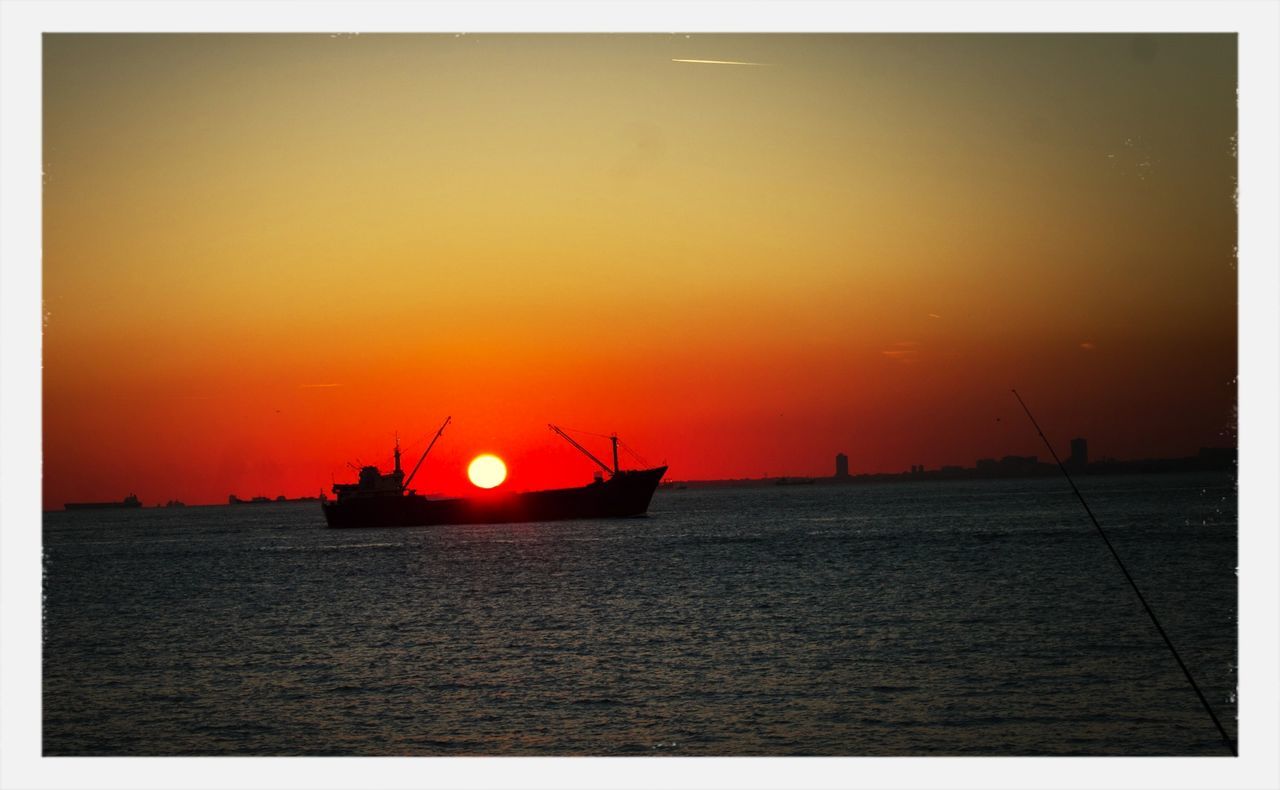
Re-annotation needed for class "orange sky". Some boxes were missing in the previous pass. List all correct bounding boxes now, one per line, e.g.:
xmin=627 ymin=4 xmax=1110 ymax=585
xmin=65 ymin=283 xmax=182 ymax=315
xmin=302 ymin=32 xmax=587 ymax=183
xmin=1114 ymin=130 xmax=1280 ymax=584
xmin=42 ymin=34 xmax=1236 ymax=507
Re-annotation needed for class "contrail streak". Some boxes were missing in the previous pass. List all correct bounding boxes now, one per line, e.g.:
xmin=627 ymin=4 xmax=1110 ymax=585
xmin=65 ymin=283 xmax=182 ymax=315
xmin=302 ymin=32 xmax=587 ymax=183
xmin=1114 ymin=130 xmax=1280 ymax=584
xmin=671 ymin=58 xmax=766 ymax=66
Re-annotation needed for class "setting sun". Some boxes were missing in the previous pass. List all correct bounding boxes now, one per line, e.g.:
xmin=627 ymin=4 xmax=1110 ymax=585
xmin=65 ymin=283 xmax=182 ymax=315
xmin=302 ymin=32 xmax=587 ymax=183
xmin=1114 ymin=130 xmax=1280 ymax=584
xmin=467 ymin=454 xmax=507 ymax=489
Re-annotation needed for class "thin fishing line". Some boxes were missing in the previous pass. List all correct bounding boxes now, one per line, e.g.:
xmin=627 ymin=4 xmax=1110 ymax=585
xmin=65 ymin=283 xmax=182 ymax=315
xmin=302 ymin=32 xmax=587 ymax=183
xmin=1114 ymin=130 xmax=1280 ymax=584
xmin=1011 ymin=389 xmax=1236 ymax=756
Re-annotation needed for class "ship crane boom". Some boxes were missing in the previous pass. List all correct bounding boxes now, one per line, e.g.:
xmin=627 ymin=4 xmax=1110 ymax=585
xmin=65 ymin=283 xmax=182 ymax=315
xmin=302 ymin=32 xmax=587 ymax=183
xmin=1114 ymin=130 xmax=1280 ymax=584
xmin=403 ymin=416 xmax=451 ymax=492
xmin=548 ymin=424 xmax=618 ymax=476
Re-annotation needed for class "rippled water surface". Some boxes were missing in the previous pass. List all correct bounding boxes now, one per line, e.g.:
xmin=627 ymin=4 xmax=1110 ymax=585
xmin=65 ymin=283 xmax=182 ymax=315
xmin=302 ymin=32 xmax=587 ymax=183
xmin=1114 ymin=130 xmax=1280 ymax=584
xmin=43 ymin=474 xmax=1236 ymax=755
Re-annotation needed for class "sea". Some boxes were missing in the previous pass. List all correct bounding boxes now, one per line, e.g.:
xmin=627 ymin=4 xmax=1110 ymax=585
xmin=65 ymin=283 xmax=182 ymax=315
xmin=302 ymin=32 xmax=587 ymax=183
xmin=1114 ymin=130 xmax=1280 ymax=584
xmin=42 ymin=473 xmax=1237 ymax=756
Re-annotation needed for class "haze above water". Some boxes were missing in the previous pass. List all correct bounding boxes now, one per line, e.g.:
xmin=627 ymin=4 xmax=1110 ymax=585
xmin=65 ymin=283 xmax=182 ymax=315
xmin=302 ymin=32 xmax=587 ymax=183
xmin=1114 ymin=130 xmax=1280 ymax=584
xmin=44 ymin=474 xmax=1236 ymax=755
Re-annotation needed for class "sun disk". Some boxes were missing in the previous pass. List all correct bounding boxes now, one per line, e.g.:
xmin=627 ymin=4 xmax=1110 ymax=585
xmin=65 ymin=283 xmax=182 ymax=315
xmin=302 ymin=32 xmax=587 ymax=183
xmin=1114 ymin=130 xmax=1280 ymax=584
xmin=467 ymin=454 xmax=507 ymax=489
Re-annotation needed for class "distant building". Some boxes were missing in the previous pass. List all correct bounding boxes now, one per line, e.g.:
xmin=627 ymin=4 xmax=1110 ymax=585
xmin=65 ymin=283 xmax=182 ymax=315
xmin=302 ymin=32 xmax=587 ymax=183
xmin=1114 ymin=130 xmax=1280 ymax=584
xmin=835 ymin=453 xmax=850 ymax=478
xmin=1069 ymin=438 xmax=1088 ymax=468
xmin=999 ymin=455 xmax=1038 ymax=470
xmin=975 ymin=456 xmax=1039 ymax=477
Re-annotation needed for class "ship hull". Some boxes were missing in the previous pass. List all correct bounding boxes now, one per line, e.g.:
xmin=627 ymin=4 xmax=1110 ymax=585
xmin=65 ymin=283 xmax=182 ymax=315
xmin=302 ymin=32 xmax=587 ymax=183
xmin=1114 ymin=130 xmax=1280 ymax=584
xmin=65 ymin=501 xmax=142 ymax=510
xmin=321 ymin=466 xmax=667 ymax=528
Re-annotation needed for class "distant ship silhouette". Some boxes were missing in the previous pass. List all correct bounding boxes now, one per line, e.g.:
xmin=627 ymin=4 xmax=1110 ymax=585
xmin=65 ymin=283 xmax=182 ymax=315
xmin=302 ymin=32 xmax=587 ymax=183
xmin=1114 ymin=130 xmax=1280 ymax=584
xmin=228 ymin=494 xmax=321 ymax=505
xmin=65 ymin=494 xmax=141 ymax=510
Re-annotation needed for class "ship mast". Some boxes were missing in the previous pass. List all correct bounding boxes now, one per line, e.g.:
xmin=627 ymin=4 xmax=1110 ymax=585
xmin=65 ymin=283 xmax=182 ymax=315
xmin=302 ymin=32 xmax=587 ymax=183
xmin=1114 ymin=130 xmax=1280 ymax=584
xmin=403 ymin=416 xmax=451 ymax=492
xmin=548 ymin=424 xmax=616 ymax=477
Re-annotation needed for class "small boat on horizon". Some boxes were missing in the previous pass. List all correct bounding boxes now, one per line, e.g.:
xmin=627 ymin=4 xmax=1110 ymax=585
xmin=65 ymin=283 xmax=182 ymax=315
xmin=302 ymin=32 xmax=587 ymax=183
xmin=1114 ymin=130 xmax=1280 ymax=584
xmin=65 ymin=494 xmax=142 ymax=511
xmin=321 ymin=420 xmax=667 ymax=529
xmin=229 ymin=494 xmax=322 ymax=505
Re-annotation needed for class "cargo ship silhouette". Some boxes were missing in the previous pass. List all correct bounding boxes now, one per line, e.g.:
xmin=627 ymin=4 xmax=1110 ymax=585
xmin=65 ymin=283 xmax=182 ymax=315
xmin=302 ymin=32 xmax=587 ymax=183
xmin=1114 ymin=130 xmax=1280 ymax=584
xmin=64 ymin=494 xmax=142 ymax=510
xmin=321 ymin=419 xmax=666 ymax=528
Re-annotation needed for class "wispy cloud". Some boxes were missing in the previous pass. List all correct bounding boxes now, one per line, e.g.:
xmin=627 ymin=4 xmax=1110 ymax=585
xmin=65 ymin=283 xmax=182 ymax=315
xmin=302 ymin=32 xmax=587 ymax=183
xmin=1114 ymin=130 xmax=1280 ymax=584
xmin=881 ymin=341 xmax=921 ymax=363
xmin=1079 ymin=341 xmax=1097 ymax=351
xmin=300 ymin=383 xmax=343 ymax=388
xmin=928 ymin=313 xmax=941 ymax=319
xmin=672 ymin=58 xmax=767 ymax=66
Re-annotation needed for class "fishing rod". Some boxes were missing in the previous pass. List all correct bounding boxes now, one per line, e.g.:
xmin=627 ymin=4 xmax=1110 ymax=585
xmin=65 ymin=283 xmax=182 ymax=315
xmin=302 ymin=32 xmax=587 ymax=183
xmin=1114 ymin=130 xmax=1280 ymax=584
xmin=1011 ymin=389 xmax=1236 ymax=756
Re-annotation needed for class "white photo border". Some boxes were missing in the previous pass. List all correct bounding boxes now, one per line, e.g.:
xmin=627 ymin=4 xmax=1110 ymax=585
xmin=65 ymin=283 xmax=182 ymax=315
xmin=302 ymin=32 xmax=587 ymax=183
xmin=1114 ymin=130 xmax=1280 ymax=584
xmin=3 ymin=2 xmax=1276 ymax=789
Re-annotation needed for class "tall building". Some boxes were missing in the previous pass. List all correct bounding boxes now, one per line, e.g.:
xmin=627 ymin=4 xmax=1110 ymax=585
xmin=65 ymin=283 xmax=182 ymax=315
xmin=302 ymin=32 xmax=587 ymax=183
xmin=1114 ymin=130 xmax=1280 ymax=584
xmin=835 ymin=453 xmax=850 ymax=478
xmin=1070 ymin=437 xmax=1088 ymax=468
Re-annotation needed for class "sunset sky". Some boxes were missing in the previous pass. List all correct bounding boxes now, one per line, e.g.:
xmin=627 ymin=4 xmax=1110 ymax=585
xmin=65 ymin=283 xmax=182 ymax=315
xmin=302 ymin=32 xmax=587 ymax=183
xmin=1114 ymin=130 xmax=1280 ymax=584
xmin=42 ymin=34 xmax=1237 ymax=507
